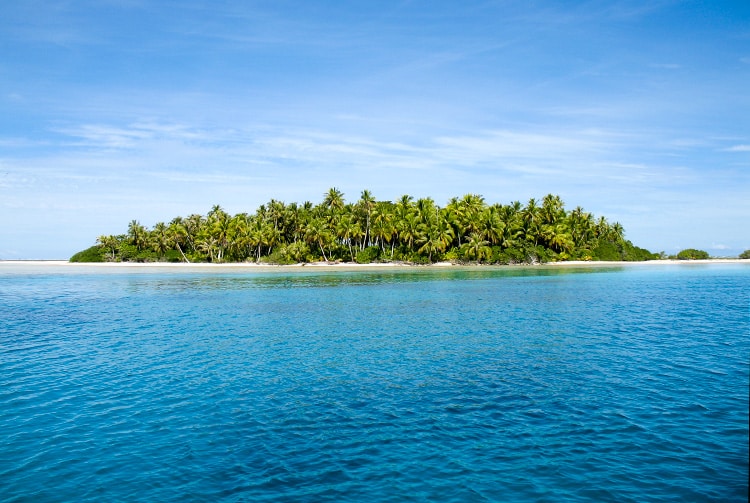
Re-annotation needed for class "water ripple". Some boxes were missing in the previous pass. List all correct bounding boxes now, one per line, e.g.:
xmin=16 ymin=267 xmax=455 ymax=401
xmin=1 ymin=265 xmax=748 ymax=502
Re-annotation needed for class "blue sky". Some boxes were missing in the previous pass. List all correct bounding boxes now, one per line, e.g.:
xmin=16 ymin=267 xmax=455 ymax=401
xmin=1 ymin=0 xmax=748 ymax=259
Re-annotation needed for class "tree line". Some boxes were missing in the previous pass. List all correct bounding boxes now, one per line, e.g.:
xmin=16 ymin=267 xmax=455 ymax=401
xmin=71 ymin=188 xmax=656 ymax=263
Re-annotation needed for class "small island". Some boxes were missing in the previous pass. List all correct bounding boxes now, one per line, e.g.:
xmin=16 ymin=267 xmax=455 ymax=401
xmin=72 ymin=189 xmax=657 ymax=264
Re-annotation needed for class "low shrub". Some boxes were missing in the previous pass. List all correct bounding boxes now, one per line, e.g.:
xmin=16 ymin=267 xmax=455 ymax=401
xmin=676 ymin=248 xmax=709 ymax=260
xmin=70 ymin=245 xmax=106 ymax=262
xmin=355 ymin=246 xmax=381 ymax=264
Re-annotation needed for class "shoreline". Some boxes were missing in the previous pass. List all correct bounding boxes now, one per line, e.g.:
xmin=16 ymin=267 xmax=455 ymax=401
xmin=1 ymin=258 xmax=747 ymax=274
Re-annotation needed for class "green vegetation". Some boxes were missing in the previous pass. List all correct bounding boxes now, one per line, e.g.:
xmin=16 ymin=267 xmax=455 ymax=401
xmin=739 ymin=250 xmax=750 ymax=259
xmin=70 ymin=245 xmax=106 ymax=262
xmin=676 ymin=248 xmax=710 ymax=260
xmin=70 ymin=189 xmax=657 ymax=264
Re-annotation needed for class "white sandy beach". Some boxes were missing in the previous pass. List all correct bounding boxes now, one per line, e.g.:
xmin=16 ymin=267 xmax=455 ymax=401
xmin=0 ymin=259 xmax=747 ymax=274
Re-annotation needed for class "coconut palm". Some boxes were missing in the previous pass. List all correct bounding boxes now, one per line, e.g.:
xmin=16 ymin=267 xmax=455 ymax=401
xmin=97 ymin=235 xmax=119 ymax=261
xmin=182 ymin=214 xmax=204 ymax=253
xmin=304 ymin=217 xmax=333 ymax=261
xmin=127 ymin=220 xmax=148 ymax=251
xmin=357 ymin=190 xmax=376 ymax=248
xmin=416 ymin=229 xmax=442 ymax=262
xmin=247 ymin=220 xmax=266 ymax=262
xmin=395 ymin=194 xmax=414 ymax=219
xmin=611 ymin=222 xmax=625 ymax=242
xmin=460 ymin=232 xmax=492 ymax=262
xmin=197 ymin=235 xmax=219 ymax=262
xmin=415 ymin=197 xmax=437 ymax=224
xmin=227 ymin=214 xmax=250 ymax=261
xmin=479 ymin=208 xmax=503 ymax=246
xmin=323 ymin=187 xmax=345 ymax=212
xmin=210 ymin=210 xmax=231 ymax=262
xmin=150 ymin=222 xmax=170 ymax=257
xmin=541 ymin=194 xmax=565 ymax=225
xmin=541 ymin=223 xmax=574 ymax=253
xmin=416 ymin=212 xmax=453 ymax=262
xmin=167 ymin=219 xmax=190 ymax=263
xmin=336 ymin=214 xmax=362 ymax=261
xmin=398 ymin=211 xmax=421 ymax=252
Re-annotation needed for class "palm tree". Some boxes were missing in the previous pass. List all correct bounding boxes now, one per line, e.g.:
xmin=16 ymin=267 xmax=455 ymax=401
xmin=435 ymin=213 xmax=455 ymax=253
xmin=336 ymin=214 xmax=362 ymax=261
xmin=371 ymin=202 xmax=396 ymax=252
xmin=304 ymin=218 xmax=332 ymax=261
xmin=97 ymin=235 xmax=119 ymax=261
xmin=460 ymin=232 xmax=492 ymax=262
xmin=595 ymin=216 xmax=609 ymax=239
xmin=197 ymin=235 xmax=219 ymax=262
xmin=415 ymin=197 xmax=437 ymax=224
xmin=398 ymin=211 xmax=421 ymax=252
xmin=479 ymin=208 xmax=503 ymax=246
xmin=395 ymin=194 xmax=414 ymax=219
xmin=262 ymin=224 xmax=281 ymax=257
xmin=127 ymin=220 xmax=148 ymax=251
xmin=522 ymin=198 xmax=539 ymax=225
xmin=151 ymin=222 xmax=170 ymax=257
xmin=228 ymin=214 xmax=250 ymax=261
xmin=541 ymin=223 xmax=573 ymax=253
xmin=167 ymin=219 xmax=190 ymax=263
xmin=210 ymin=210 xmax=231 ymax=262
xmin=283 ymin=202 xmax=301 ymax=243
xmin=417 ymin=229 xmax=442 ymax=262
xmin=611 ymin=222 xmax=625 ymax=242
xmin=182 ymin=214 xmax=204 ymax=253
xmin=247 ymin=220 xmax=266 ymax=262
xmin=569 ymin=207 xmax=595 ymax=249
xmin=416 ymin=212 xmax=453 ymax=262
xmin=323 ymin=187 xmax=345 ymax=212
xmin=357 ymin=189 xmax=376 ymax=249
xmin=541 ymin=194 xmax=564 ymax=226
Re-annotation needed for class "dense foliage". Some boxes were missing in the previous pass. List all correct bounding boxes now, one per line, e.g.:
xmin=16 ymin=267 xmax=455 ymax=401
xmin=739 ymin=250 xmax=750 ymax=259
xmin=71 ymin=189 xmax=657 ymax=264
xmin=676 ymin=248 xmax=710 ymax=260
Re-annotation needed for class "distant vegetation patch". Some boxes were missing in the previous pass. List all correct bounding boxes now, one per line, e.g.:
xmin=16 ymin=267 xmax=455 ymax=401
xmin=676 ymin=248 xmax=710 ymax=260
xmin=69 ymin=245 xmax=105 ymax=262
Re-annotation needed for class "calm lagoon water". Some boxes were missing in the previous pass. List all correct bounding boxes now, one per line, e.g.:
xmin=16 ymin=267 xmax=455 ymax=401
xmin=1 ymin=264 xmax=748 ymax=502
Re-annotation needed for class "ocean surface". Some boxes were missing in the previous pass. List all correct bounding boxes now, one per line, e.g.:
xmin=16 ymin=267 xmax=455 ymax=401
xmin=1 ymin=263 xmax=748 ymax=502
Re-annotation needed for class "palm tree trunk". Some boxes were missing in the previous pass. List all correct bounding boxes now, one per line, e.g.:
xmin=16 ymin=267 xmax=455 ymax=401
xmin=176 ymin=243 xmax=190 ymax=263
xmin=319 ymin=242 xmax=328 ymax=261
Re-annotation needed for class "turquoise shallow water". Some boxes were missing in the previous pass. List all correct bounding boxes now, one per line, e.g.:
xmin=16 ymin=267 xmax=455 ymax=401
xmin=1 ymin=264 xmax=748 ymax=502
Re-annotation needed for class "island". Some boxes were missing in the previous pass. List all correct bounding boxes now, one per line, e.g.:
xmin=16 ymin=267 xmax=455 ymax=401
xmin=71 ymin=189 xmax=658 ymax=264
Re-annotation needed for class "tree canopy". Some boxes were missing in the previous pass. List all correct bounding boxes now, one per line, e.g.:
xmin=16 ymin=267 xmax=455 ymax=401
xmin=71 ymin=189 xmax=657 ymax=264
xmin=676 ymin=248 xmax=710 ymax=260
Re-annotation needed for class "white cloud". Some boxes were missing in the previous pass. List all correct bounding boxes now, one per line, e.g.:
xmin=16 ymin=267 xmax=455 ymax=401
xmin=650 ymin=63 xmax=681 ymax=69
xmin=724 ymin=144 xmax=750 ymax=152
xmin=53 ymin=122 xmax=212 ymax=149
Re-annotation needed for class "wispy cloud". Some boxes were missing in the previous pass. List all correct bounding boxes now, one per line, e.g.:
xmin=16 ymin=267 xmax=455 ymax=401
xmin=724 ymin=144 xmax=750 ymax=152
xmin=52 ymin=122 xmax=214 ymax=149
xmin=650 ymin=63 xmax=681 ymax=69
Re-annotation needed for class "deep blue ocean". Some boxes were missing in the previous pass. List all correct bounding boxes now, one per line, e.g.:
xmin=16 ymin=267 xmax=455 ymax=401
xmin=1 ymin=263 xmax=748 ymax=502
